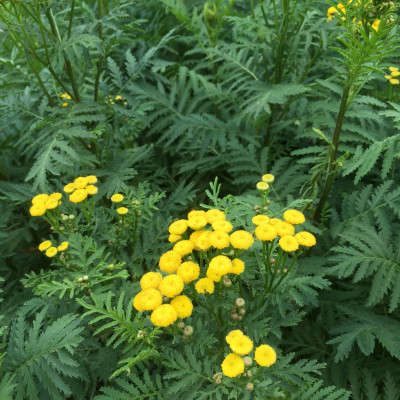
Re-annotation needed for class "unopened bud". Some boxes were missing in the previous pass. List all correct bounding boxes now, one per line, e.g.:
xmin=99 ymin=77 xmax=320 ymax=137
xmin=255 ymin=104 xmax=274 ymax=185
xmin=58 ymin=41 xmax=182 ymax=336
xmin=213 ymin=372 xmax=222 ymax=380
xmin=223 ymin=277 xmax=232 ymax=287
xmin=215 ymin=377 xmax=221 ymax=384
xmin=137 ymin=330 xmax=147 ymax=339
xmin=246 ymin=383 xmax=254 ymax=391
xmin=163 ymin=296 xmax=169 ymax=302
xmin=270 ymin=258 xmax=275 ymax=264
xmin=239 ymin=308 xmax=245 ymax=315
xmin=247 ymin=370 xmax=253 ymax=377
xmin=61 ymin=214 xmax=68 ymax=221
xmin=183 ymin=326 xmax=194 ymax=336
xmin=232 ymin=313 xmax=238 ymax=320
xmin=238 ymin=315 xmax=243 ymax=320
xmin=283 ymin=269 xmax=288 ymax=273
xmin=256 ymin=182 xmax=269 ymax=192
xmin=262 ymin=174 xmax=275 ymax=184
xmin=83 ymin=275 xmax=89 ymax=281
xmin=78 ymin=277 xmax=83 ymax=282
xmin=235 ymin=298 xmax=245 ymax=307
xmin=243 ymin=356 xmax=253 ymax=367
xmin=177 ymin=322 xmax=185 ymax=329
xmin=69 ymin=214 xmax=75 ymax=219
xmin=107 ymin=264 xmax=115 ymax=270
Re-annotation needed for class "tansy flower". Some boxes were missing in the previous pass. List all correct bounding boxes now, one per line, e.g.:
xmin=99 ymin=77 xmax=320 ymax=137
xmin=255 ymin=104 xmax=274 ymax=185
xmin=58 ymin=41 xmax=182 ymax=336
xmin=168 ymin=234 xmax=181 ymax=243
xmin=38 ymin=240 xmax=52 ymax=252
xmin=86 ymin=175 xmax=97 ymax=184
xmin=169 ymin=219 xmax=188 ymax=235
xmin=212 ymin=220 xmax=233 ymax=233
xmin=170 ymin=295 xmax=193 ymax=319
xmin=177 ymin=261 xmax=200 ymax=283
xmin=69 ymin=189 xmax=88 ymax=203
xmin=229 ymin=335 xmax=253 ymax=356
xmin=208 ymin=255 xmax=232 ymax=276
xmin=159 ymin=275 xmax=184 ymax=298
xmin=275 ymin=221 xmax=295 ymax=237
xmin=62 ymin=102 xmax=69 ymax=107
xmin=140 ymin=272 xmax=163 ymax=290
xmin=173 ymin=240 xmax=194 ymax=256
xmin=262 ymin=174 xmax=275 ymax=183
xmin=371 ymin=19 xmax=380 ymax=31
xmin=45 ymin=199 xmax=59 ymax=210
xmin=49 ymin=193 xmax=62 ymax=201
xmin=221 ymin=353 xmax=245 ymax=378
xmin=188 ymin=216 xmax=207 ymax=230
xmin=256 ymin=182 xmax=269 ymax=192
xmin=115 ymin=95 xmax=123 ymax=101
xmin=32 ymin=194 xmax=49 ymax=205
xmin=196 ymin=231 xmax=212 ymax=251
xmin=195 ymin=278 xmax=214 ymax=294
xmin=268 ymin=218 xmax=282 ymax=226
xmin=252 ymin=215 xmax=270 ymax=226
xmin=390 ymin=79 xmax=399 ymax=85
xmin=254 ymin=345 xmax=277 ymax=367
xmin=30 ymin=204 xmax=46 ymax=216
xmin=150 ymin=304 xmax=177 ymax=327
xmin=230 ymin=230 xmax=254 ymax=250
xmin=63 ymin=183 xmax=75 ymax=193
xmin=117 ymin=207 xmax=128 ymax=215
xmin=389 ymin=67 xmax=398 ymax=72
xmin=133 ymin=289 xmax=162 ymax=311
xmin=210 ymin=231 xmax=230 ymax=249
xmin=159 ymin=251 xmax=182 ymax=273
xmin=283 ymin=209 xmax=305 ymax=225
xmin=294 ymin=232 xmax=316 ymax=247
xmin=45 ymin=247 xmax=58 ymax=258
xmin=391 ymin=71 xmax=400 ymax=78
xmin=226 ymin=330 xmax=243 ymax=345
xmin=73 ymin=176 xmax=88 ymax=189
xmin=188 ymin=210 xmax=206 ymax=219
xmin=205 ymin=209 xmax=225 ymax=224
xmin=230 ymin=258 xmax=245 ymax=275
xmin=255 ymin=224 xmax=277 ymax=241
xmin=206 ymin=268 xmax=222 ymax=282
xmin=111 ymin=193 xmax=124 ymax=203
xmin=86 ymin=185 xmax=98 ymax=195
xmin=279 ymin=236 xmax=299 ymax=252
xmin=57 ymin=241 xmax=69 ymax=252
xmin=189 ymin=230 xmax=203 ymax=249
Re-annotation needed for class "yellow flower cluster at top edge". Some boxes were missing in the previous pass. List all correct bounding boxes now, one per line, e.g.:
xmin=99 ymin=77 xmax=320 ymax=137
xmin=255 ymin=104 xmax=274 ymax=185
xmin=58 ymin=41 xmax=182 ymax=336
xmin=221 ymin=329 xmax=276 ymax=378
xmin=133 ymin=208 xmax=254 ymax=327
xmin=385 ymin=66 xmax=400 ymax=85
xmin=63 ymin=176 xmax=98 ymax=203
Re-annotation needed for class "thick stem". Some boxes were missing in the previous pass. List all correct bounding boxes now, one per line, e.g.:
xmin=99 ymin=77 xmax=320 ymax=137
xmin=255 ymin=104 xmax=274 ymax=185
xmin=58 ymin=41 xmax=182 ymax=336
xmin=94 ymin=0 xmax=103 ymax=102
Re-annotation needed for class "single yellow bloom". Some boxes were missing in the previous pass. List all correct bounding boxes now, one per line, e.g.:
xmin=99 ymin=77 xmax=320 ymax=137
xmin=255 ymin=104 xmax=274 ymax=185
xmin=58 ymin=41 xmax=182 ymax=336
xmin=30 ymin=204 xmax=46 ymax=216
xmin=255 ymin=224 xmax=277 ymax=241
xmin=173 ymin=240 xmax=194 ymax=256
xmin=226 ymin=330 xmax=243 ymax=345
xmin=279 ymin=235 xmax=299 ymax=252
xmin=221 ymin=353 xmax=245 ymax=378
xmin=63 ymin=183 xmax=75 ymax=193
xmin=168 ymin=234 xmax=181 ymax=243
xmin=390 ymin=79 xmax=400 ymax=85
xmin=230 ymin=258 xmax=245 ymax=275
xmin=159 ymin=275 xmax=184 ymax=298
xmin=57 ymin=241 xmax=69 ymax=252
xmin=256 ymin=182 xmax=269 ymax=192
xmin=115 ymin=95 xmax=123 ymax=101
xmin=230 ymin=335 xmax=253 ymax=356
xmin=177 ymin=261 xmax=200 ymax=283
xmin=117 ymin=207 xmax=128 ymax=215
xmin=212 ymin=220 xmax=233 ymax=233
xmin=86 ymin=175 xmax=98 ymax=184
xmin=32 ymin=194 xmax=49 ymax=205
xmin=133 ymin=289 xmax=162 ymax=311
xmin=262 ymin=174 xmax=275 ymax=183
xmin=294 ymin=232 xmax=316 ymax=247
xmin=254 ymin=345 xmax=277 ymax=367
xmin=230 ymin=230 xmax=254 ymax=250
xmin=385 ymin=75 xmax=392 ymax=80
xmin=170 ymin=295 xmax=193 ymax=319
xmin=389 ymin=67 xmax=399 ymax=72
xmin=62 ymin=102 xmax=69 ymax=107
xmin=391 ymin=71 xmax=400 ymax=78
xmin=49 ymin=192 xmax=62 ymax=201
xmin=283 ymin=209 xmax=305 ymax=225
xmin=45 ymin=247 xmax=58 ymax=258
xmin=69 ymin=189 xmax=88 ymax=203
xmin=195 ymin=277 xmax=214 ymax=294
xmin=150 ymin=304 xmax=177 ymax=327
xmin=169 ymin=219 xmax=188 ymax=235
xmin=111 ymin=193 xmax=124 ymax=203
xmin=86 ymin=185 xmax=98 ymax=195
xmin=252 ymin=215 xmax=270 ymax=226
xmin=45 ymin=199 xmax=59 ymax=210
xmin=73 ymin=176 xmax=88 ymax=189
xmin=159 ymin=250 xmax=182 ymax=273
xmin=38 ymin=240 xmax=52 ymax=251
xmin=140 ymin=272 xmax=163 ymax=290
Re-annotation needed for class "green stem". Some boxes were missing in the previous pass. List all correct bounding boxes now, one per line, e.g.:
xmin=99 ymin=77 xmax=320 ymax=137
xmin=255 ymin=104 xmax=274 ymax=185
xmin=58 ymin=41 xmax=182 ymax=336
xmin=67 ymin=0 xmax=75 ymax=39
xmin=269 ymin=251 xmax=301 ymax=292
xmin=94 ymin=0 xmax=103 ymax=102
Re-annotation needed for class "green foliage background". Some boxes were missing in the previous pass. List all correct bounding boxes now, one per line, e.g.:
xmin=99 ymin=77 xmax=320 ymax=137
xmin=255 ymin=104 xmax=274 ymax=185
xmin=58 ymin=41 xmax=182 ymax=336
xmin=0 ymin=0 xmax=399 ymax=398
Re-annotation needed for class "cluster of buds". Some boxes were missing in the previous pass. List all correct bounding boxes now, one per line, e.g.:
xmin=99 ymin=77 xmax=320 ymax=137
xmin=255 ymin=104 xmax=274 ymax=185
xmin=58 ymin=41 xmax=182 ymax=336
xmin=222 ymin=274 xmax=232 ymax=287
xmin=177 ymin=322 xmax=194 ymax=339
xmin=78 ymin=275 xmax=89 ymax=283
xmin=231 ymin=298 xmax=246 ymax=321
xmin=213 ymin=372 xmax=223 ymax=385
xmin=136 ymin=330 xmax=147 ymax=339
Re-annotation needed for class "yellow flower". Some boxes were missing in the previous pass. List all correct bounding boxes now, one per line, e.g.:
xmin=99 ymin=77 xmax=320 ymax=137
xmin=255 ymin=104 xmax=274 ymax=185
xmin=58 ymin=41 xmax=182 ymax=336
xmin=189 ymin=230 xmax=203 ymax=249
xmin=283 ymin=209 xmax=305 ymax=225
xmin=168 ymin=234 xmax=182 ymax=243
xmin=279 ymin=236 xmax=299 ymax=252
xmin=230 ymin=230 xmax=254 ymax=250
xmin=385 ymin=75 xmax=392 ymax=80
xmin=115 ymin=95 xmax=123 ymax=101
xmin=195 ymin=278 xmax=214 ymax=294
xmin=159 ymin=251 xmax=182 ymax=273
xmin=371 ymin=19 xmax=380 ymax=31
xmin=133 ymin=289 xmax=162 ymax=311
xmin=69 ymin=189 xmax=88 ymax=203
xmin=252 ymin=215 xmax=270 ymax=226
xmin=210 ymin=231 xmax=230 ymax=249
xmin=389 ymin=67 xmax=399 ymax=72
xmin=60 ymin=93 xmax=68 ymax=99
xmin=275 ymin=221 xmax=295 ymax=237
xmin=169 ymin=219 xmax=188 ymax=235
xmin=208 ymin=255 xmax=232 ymax=276
xmin=63 ymin=183 xmax=75 ymax=193
xmin=262 ymin=174 xmax=275 ymax=183
xmin=188 ymin=216 xmax=207 ymax=230
xmin=188 ymin=210 xmax=206 ymax=219
xmin=86 ymin=185 xmax=98 ymax=195
xmin=159 ymin=275 xmax=184 ymax=298
xmin=255 ymin=224 xmax=277 ymax=241
xmin=73 ymin=176 xmax=88 ymax=189
xmin=30 ymin=204 xmax=46 ymax=216
xmin=206 ymin=268 xmax=222 ymax=282
xmin=57 ymin=241 xmax=69 ymax=252
xmin=111 ymin=193 xmax=124 ymax=202
xmin=221 ymin=353 xmax=245 ymax=378
xmin=391 ymin=71 xmax=400 ymax=78
xmin=62 ymin=102 xmax=69 ymax=107
xmin=117 ymin=207 xmax=128 ymax=215
xmin=226 ymin=330 xmax=243 ymax=344
xmin=212 ymin=220 xmax=233 ymax=233
xmin=38 ymin=240 xmax=52 ymax=251
xmin=45 ymin=247 xmax=58 ymax=257
xmin=268 ymin=218 xmax=282 ymax=226
xmin=390 ymin=79 xmax=400 ymax=85
xmin=177 ymin=261 xmax=200 ymax=283
xmin=150 ymin=304 xmax=177 ymax=327
xmin=230 ymin=258 xmax=245 ymax=275
xmin=170 ymin=295 xmax=193 ymax=319
xmin=256 ymin=182 xmax=269 ymax=192
xmin=140 ymin=272 xmax=163 ymax=290
xmin=173 ymin=240 xmax=194 ymax=256
xmin=230 ymin=335 xmax=253 ymax=356
xmin=254 ymin=345 xmax=277 ymax=367
xmin=49 ymin=192 xmax=62 ymax=201
xmin=294 ymin=232 xmax=316 ymax=247
xmin=86 ymin=175 xmax=98 ymax=184
xmin=196 ymin=231 xmax=212 ymax=251
xmin=205 ymin=209 xmax=226 ymax=224
xmin=32 ymin=194 xmax=49 ymax=205
xmin=44 ymin=199 xmax=59 ymax=210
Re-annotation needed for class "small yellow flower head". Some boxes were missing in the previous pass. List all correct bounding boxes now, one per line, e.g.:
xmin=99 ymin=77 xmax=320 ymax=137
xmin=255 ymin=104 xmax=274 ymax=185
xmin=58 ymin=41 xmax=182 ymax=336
xmin=60 ymin=93 xmax=68 ymax=99
xmin=45 ymin=247 xmax=58 ymax=258
xmin=262 ymin=174 xmax=275 ymax=184
xmin=210 ymin=231 xmax=230 ymax=249
xmin=195 ymin=277 xmax=214 ymax=294
xmin=268 ymin=218 xmax=282 ymax=226
xmin=371 ymin=19 xmax=380 ymax=31
xmin=206 ymin=268 xmax=222 ymax=282
xmin=140 ymin=272 xmax=163 ymax=290
xmin=177 ymin=261 xmax=200 ymax=283
xmin=295 ymin=232 xmax=316 ymax=247
xmin=188 ymin=215 xmax=208 ymax=230
xmin=73 ymin=177 xmax=88 ymax=189
xmin=385 ymin=75 xmax=392 ymax=80
xmin=226 ymin=330 xmax=243 ymax=344
xmin=111 ymin=193 xmax=124 ymax=203
xmin=230 ymin=230 xmax=254 ymax=250
xmin=49 ymin=192 xmax=62 ymax=201
xmin=62 ymin=102 xmax=69 ymax=108
xmin=189 ymin=230 xmax=203 ymax=248
xmin=173 ymin=240 xmax=194 ymax=256
xmin=205 ymin=209 xmax=226 ymax=224
xmin=390 ymin=79 xmax=400 ymax=85
xmin=32 ymin=194 xmax=49 ymax=205
xmin=168 ymin=234 xmax=182 ymax=243
xmin=208 ymin=255 xmax=232 ymax=277
xmin=115 ymin=95 xmax=123 ymax=101
xmin=150 ymin=304 xmax=177 ymax=327
xmin=86 ymin=185 xmax=98 ymax=195
xmin=255 ymin=224 xmax=277 ymax=241
xmin=169 ymin=219 xmax=188 ymax=235
xmin=221 ymin=353 xmax=245 ymax=378
xmin=45 ymin=199 xmax=59 ymax=210
xmin=230 ymin=258 xmax=245 ymax=275
xmin=283 ymin=209 xmax=305 ymax=225
xmin=159 ymin=274 xmax=184 ymax=298
xmin=85 ymin=175 xmax=97 ymax=184
xmin=279 ymin=235 xmax=299 ymax=252
xmin=229 ymin=335 xmax=253 ymax=356
xmin=256 ymin=182 xmax=269 ymax=192
xmin=159 ymin=251 xmax=182 ymax=273
xmin=275 ymin=221 xmax=295 ymax=237
xmin=212 ymin=220 xmax=233 ymax=233
xmin=252 ymin=215 xmax=270 ymax=226
xmin=63 ymin=183 xmax=75 ymax=193
xmin=170 ymin=295 xmax=193 ymax=319
xmin=117 ymin=207 xmax=128 ymax=215
xmin=188 ymin=210 xmax=206 ymax=219
xmin=254 ymin=345 xmax=277 ymax=367
xmin=391 ymin=71 xmax=400 ymax=78
xmin=196 ymin=231 xmax=212 ymax=251
xmin=133 ymin=289 xmax=162 ymax=311
xmin=389 ymin=67 xmax=399 ymax=72
xmin=30 ymin=204 xmax=46 ymax=217
xmin=38 ymin=240 xmax=52 ymax=252
xmin=69 ymin=189 xmax=88 ymax=203
xmin=57 ymin=241 xmax=69 ymax=252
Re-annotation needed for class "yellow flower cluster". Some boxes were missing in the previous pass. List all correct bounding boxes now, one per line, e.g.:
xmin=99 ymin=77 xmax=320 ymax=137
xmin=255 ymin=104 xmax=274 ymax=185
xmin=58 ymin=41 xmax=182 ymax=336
xmin=221 ymin=329 xmax=277 ymax=378
xmin=133 ymin=208 xmax=254 ymax=327
xmin=60 ymin=92 xmax=71 ymax=108
xmin=253 ymin=209 xmax=316 ymax=252
xmin=29 ymin=192 xmax=62 ymax=216
xmin=63 ymin=176 xmax=98 ymax=203
xmin=38 ymin=240 xmax=69 ymax=258
xmin=385 ymin=66 xmax=400 ymax=85
xmin=105 ymin=94 xmax=126 ymax=105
